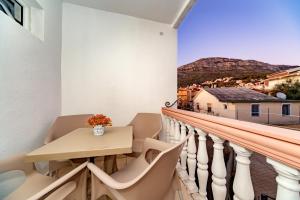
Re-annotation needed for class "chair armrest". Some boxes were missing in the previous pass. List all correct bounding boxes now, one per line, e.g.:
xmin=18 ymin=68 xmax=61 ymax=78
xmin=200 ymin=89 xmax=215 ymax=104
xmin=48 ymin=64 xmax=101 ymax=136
xmin=27 ymin=162 xmax=87 ymax=200
xmin=44 ymin=181 xmax=76 ymax=200
xmin=151 ymin=125 xmax=162 ymax=140
xmin=143 ymin=138 xmax=173 ymax=153
xmin=88 ymin=163 xmax=125 ymax=189
xmin=0 ymin=155 xmax=33 ymax=174
xmin=88 ymin=163 xmax=136 ymax=190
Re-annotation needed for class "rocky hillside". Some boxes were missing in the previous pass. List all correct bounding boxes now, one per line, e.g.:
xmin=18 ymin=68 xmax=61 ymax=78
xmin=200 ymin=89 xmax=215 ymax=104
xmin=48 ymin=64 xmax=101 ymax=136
xmin=178 ymin=57 xmax=298 ymax=87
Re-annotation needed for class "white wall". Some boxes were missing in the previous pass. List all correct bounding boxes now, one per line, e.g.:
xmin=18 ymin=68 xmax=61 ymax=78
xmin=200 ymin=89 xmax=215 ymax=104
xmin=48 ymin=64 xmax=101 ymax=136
xmin=61 ymin=3 xmax=177 ymax=125
xmin=235 ymin=102 xmax=300 ymax=125
xmin=0 ymin=0 xmax=62 ymax=159
xmin=193 ymin=90 xmax=237 ymax=118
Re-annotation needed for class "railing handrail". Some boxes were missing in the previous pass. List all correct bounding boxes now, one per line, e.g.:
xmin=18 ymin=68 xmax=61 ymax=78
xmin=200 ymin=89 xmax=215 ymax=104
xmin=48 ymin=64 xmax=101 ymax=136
xmin=162 ymin=107 xmax=300 ymax=169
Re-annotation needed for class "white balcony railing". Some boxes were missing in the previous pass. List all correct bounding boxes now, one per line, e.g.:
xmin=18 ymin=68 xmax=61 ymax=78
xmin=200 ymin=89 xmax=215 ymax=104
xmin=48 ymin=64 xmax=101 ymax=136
xmin=161 ymin=107 xmax=300 ymax=200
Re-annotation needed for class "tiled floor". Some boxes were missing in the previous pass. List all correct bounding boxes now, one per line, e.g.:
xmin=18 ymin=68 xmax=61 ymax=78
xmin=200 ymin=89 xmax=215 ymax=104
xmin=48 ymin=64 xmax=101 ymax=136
xmin=250 ymin=153 xmax=277 ymax=199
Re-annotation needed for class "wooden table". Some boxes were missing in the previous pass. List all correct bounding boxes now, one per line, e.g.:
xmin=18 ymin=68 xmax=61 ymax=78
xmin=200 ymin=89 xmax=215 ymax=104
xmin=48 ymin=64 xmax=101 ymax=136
xmin=26 ymin=126 xmax=133 ymax=162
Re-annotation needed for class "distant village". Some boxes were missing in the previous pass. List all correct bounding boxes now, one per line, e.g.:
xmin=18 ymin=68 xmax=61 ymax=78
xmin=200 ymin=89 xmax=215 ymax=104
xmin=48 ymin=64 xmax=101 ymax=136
xmin=178 ymin=67 xmax=300 ymax=128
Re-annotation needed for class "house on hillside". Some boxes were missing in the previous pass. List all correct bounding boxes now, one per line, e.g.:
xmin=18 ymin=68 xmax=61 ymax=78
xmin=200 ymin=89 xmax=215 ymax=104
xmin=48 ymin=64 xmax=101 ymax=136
xmin=193 ymin=87 xmax=300 ymax=124
xmin=264 ymin=67 xmax=300 ymax=90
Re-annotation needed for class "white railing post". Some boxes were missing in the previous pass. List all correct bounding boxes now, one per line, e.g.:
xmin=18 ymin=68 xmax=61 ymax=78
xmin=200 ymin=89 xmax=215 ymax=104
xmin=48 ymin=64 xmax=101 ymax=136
xmin=176 ymin=120 xmax=182 ymax=168
xmin=186 ymin=125 xmax=198 ymax=193
xmin=162 ymin=116 xmax=169 ymax=142
xmin=169 ymin=118 xmax=175 ymax=143
xmin=178 ymin=122 xmax=189 ymax=180
xmin=162 ymin=115 xmax=171 ymax=142
xmin=267 ymin=158 xmax=300 ymax=200
xmin=230 ymin=143 xmax=254 ymax=200
xmin=210 ymin=134 xmax=227 ymax=200
xmin=179 ymin=122 xmax=187 ymax=142
xmin=196 ymin=128 xmax=209 ymax=200
xmin=174 ymin=119 xmax=181 ymax=143
xmin=165 ymin=116 xmax=170 ymax=135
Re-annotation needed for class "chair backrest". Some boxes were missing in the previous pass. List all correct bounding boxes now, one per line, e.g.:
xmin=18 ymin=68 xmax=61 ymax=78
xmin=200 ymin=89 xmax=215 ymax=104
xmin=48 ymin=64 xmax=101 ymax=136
xmin=128 ymin=113 xmax=162 ymax=139
xmin=0 ymin=154 xmax=34 ymax=175
xmin=118 ymin=135 xmax=190 ymax=200
xmin=45 ymin=114 xmax=93 ymax=143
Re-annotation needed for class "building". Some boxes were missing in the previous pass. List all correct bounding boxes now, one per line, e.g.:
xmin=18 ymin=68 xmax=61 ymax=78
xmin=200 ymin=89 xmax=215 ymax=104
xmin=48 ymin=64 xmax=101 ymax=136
xmin=193 ymin=87 xmax=300 ymax=124
xmin=177 ymin=87 xmax=191 ymax=104
xmin=264 ymin=67 xmax=300 ymax=90
xmin=177 ymin=85 xmax=201 ymax=110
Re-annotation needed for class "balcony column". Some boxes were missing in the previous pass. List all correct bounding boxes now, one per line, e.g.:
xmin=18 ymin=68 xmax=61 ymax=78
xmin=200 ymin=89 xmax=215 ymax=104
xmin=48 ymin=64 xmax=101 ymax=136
xmin=210 ymin=134 xmax=227 ymax=200
xmin=196 ymin=128 xmax=209 ymax=200
xmin=230 ymin=143 xmax=254 ymax=200
xmin=178 ymin=122 xmax=189 ymax=180
xmin=267 ymin=158 xmax=300 ymax=200
xmin=186 ymin=125 xmax=198 ymax=193
xmin=174 ymin=119 xmax=181 ymax=143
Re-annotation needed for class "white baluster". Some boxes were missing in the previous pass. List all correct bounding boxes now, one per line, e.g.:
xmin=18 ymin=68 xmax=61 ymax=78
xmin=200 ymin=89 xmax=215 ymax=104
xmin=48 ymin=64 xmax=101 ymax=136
xmin=186 ymin=125 xmax=198 ymax=193
xmin=176 ymin=120 xmax=182 ymax=168
xmin=230 ymin=143 xmax=254 ymax=200
xmin=165 ymin=116 xmax=170 ymax=135
xmin=174 ymin=120 xmax=181 ymax=143
xmin=196 ymin=128 xmax=209 ymax=200
xmin=210 ymin=134 xmax=227 ymax=200
xmin=178 ymin=122 xmax=189 ymax=180
xmin=164 ymin=116 xmax=170 ymax=142
xmin=163 ymin=115 xmax=169 ymax=141
xmin=180 ymin=122 xmax=187 ymax=142
xmin=169 ymin=118 xmax=175 ymax=143
xmin=267 ymin=158 xmax=300 ymax=200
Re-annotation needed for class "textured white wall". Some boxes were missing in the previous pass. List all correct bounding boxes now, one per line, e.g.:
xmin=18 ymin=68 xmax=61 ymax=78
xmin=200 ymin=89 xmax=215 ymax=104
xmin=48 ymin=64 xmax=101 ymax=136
xmin=0 ymin=0 xmax=62 ymax=159
xmin=61 ymin=3 xmax=177 ymax=125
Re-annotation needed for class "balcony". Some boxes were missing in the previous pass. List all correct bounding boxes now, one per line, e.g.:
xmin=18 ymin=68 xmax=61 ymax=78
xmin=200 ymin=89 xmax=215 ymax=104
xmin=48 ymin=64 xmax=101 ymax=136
xmin=162 ymin=107 xmax=300 ymax=200
xmin=1 ymin=0 xmax=300 ymax=199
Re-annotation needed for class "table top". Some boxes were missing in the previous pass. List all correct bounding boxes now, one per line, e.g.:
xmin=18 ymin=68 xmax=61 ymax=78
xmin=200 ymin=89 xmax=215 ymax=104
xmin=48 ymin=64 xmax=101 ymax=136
xmin=26 ymin=126 xmax=133 ymax=162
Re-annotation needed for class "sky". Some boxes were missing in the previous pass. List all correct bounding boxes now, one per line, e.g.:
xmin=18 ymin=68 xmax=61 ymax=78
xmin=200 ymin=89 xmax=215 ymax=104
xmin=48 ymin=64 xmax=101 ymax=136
xmin=178 ymin=0 xmax=300 ymax=67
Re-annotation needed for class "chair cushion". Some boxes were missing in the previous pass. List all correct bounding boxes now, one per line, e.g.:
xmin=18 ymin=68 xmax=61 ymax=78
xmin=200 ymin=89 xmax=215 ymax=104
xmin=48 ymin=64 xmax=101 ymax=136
xmin=5 ymin=172 xmax=55 ymax=200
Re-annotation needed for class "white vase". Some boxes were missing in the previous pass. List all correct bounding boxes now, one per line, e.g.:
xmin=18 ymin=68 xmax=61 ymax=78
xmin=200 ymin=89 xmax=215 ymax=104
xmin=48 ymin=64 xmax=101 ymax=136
xmin=93 ymin=125 xmax=105 ymax=136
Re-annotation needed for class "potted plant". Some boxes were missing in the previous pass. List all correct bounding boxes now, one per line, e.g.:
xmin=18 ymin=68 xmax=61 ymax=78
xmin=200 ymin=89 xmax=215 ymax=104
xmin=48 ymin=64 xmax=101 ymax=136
xmin=88 ymin=114 xmax=112 ymax=136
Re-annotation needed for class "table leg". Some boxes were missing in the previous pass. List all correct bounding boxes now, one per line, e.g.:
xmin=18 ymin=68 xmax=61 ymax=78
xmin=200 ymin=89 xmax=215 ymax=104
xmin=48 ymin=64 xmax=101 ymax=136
xmin=90 ymin=157 xmax=95 ymax=163
xmin=104 ymin=155 xmax=118 ymax=175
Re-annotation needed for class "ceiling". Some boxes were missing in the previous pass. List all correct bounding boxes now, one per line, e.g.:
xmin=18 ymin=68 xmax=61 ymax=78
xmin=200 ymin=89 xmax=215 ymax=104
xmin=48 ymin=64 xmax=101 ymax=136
xmin=64 ymin=0 xmax=195 ymax=27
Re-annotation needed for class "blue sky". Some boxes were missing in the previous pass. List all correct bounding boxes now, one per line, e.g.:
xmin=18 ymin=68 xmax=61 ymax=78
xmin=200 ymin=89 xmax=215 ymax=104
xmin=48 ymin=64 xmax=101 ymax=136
xmin=178 ymin=0 xmax=300 ymax=66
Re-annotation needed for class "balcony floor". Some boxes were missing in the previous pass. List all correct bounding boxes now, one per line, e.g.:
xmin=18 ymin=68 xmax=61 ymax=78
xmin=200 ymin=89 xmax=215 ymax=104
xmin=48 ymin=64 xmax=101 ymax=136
xmin=250 ymin=153 xmax=277 ymax=198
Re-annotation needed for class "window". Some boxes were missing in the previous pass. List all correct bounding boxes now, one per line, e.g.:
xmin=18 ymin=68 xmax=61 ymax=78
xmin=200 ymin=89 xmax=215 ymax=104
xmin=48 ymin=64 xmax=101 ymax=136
xmin=224 ymin=104 xmax=228 ymax=110
xmin=207 ymin=103 xmax=212 ymax=113
xmin=282 ymin=104 xmax=290 ymax=116
xmin=0 ymin=0 xmax=23 ymax=25
xmin=251 ymin=104 xmax=260 ymax=117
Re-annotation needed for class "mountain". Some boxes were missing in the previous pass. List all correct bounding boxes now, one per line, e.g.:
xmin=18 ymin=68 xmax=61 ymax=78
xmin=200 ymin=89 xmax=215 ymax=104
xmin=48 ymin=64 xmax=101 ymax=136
xmin=178 ymin=57 xmax=299 ymax=87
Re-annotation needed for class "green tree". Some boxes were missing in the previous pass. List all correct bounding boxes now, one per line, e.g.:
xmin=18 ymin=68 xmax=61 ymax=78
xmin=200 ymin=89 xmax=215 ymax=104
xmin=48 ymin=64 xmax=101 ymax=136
xmin=272 ymin=79 xmax=300 ymax=100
